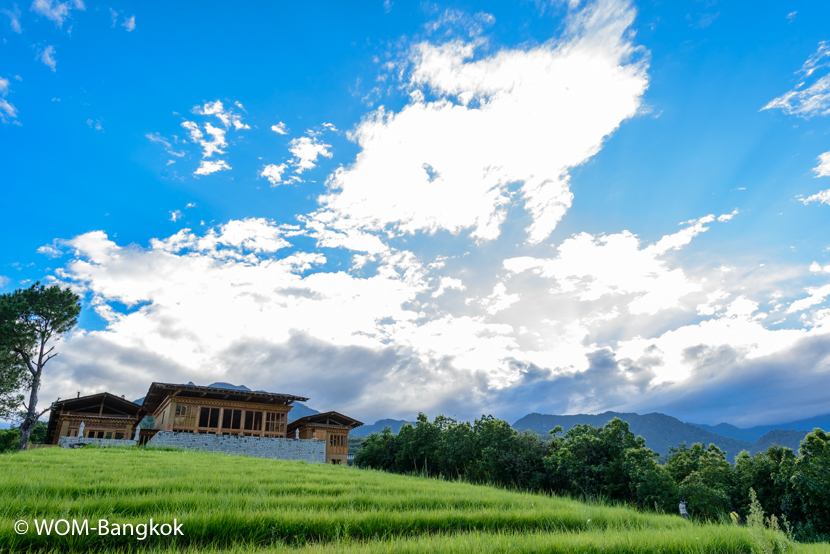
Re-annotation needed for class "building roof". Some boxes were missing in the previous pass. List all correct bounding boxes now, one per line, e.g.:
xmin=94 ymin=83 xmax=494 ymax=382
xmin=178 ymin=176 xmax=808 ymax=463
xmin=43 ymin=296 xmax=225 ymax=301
xmin=140 ymin=382 xmax=309 ymax=414
xmin=45 ymin=392 xmax=146 ymax=443
xmin=286 ymin=411 xmax=364 ymax=434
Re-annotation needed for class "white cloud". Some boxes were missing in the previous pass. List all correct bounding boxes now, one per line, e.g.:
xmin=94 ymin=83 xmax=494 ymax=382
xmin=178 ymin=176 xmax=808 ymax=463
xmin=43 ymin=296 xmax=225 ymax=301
xmin=194 ymin=100 xmax=249 ymax=130
xmin=481 ymin=282 xmax=520 ymax=314
xmin=432 ymin=276 xmax=465 ymax=297
xmin=322 ymin=122 xmax=338 ymax=132
xmin=0 ymin=76 xmax=18 ymax=124
xmin=813 ymin=151 xmax=830 ymax=178
xmin=169 ymin=210 xmax=183 ymax=222
xmin=271 ymin=122 xmax=288 ymax=135
xmin=763 ymin=41 xmax=830 ymax=118
xmin=178 ymin=101 xmax=248 ymax=175
xmin=86 ymin=118 xmax=103 ymax=131
xmin=0 ymin=276 xmax=9 ymax=288
xmin=802 ymin=189 xmax=830 ymax=206
xmin=195 ymin=160 xmax=231 ymax=176
xmin=30 ymin=0 xmax=84 ymax=28
xmin=122 ymin=15 xmax=135 ymax=32
xmin=788 ymin=284 xmax=830 ymax=313
xmin=146 ymin=132 xmax=186 ymax=158
xmin=504 ymin=219 xmax=714 ymax=314
xmin=289 ymin=136 xmax=332 ymax=173
xmin=261 ymin=163 xmax=288 ymax=186
xmin=810 ymin=262 xmax=830 ymax=274
xmin=37 ymin=244 xmax=63 ymax=257
xmin=39 ymin=45 xmax=57 ymax=71
xmin=321 ymin=0 xmax=648 ymax=243
xmin=1 ymin=5 xmax=22 ymax=33
xmin=717 ymin=208 xmax=739 ymax=222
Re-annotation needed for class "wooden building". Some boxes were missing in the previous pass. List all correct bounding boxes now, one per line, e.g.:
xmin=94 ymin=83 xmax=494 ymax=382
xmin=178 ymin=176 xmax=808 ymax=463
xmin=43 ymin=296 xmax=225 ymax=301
xmin=141 ymin=382 xmax=309 ymax=437
xmin=45 ymin=393 xmax=146 ymax=444
xmin=287 ymin=411 xmax=363 ymax=465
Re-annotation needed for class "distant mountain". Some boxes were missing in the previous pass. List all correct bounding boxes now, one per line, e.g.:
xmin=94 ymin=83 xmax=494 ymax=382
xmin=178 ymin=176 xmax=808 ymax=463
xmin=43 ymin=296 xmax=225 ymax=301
xmin=207 ymin=382 xmax=251 ymax=391
xmin=287 ymin=403 xmax=320 ymax=423
xmin=352 ymin=418 xmax=413 ymax=437
xmin=513 ymin=411 xmax=808 ymax=462
xmin=689 ymin=413 xmax=830 ymax=442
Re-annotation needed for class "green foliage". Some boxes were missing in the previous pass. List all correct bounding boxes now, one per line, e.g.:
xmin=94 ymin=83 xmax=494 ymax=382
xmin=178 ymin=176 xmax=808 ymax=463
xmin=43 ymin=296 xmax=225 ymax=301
xmin=0 ymin=282 xmax=81 ymax=449
xmin=789 ymin=429 xmax=830 ymax=542
xmin=0 ymin=428 xmax=20 ymax=453
xmin=734 ymin=445 xmax=797 ymax=521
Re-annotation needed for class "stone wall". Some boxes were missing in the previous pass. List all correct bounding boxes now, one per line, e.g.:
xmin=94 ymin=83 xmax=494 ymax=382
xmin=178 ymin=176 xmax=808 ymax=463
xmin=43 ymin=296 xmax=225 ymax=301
xmin=58 ymin=437 xmax=138 ymax=448
xmin=146 ymin=432 xmax=327 ymax=463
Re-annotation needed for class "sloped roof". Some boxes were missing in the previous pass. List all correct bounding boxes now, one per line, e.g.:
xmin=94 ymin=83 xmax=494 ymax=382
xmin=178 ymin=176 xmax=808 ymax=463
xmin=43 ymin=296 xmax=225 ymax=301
xmin=141 ymin=382 xmax=309 ymax=414
xmin=287 ymin=411 xmax=364 ymax=434
xmin=46 ymin=392 xmax=146 ymax=443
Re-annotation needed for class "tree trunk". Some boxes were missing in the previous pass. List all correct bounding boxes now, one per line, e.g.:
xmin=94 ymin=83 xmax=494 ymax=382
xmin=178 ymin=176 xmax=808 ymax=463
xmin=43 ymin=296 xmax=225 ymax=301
xmin=18 ymin=372 xmax=40 ymax=451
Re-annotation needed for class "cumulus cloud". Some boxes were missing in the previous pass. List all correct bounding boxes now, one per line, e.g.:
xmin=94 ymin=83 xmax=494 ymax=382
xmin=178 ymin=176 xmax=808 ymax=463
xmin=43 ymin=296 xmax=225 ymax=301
xmin=30 ymin=0 xmax=84 ymax=28
xmin=321 ymin=0 xmax=648 ymax=243
xmin=39 ymin=45 xmax=57 ymax=71
xmin=813 ymin=151 xmax=830 ymax=178
xmin=289 ymin=136 xmax=332 ymax=173
xmin=122 ymin=15 xmax=135 ymax=32
xmin=261 ymin=163 xmax=288 ymax=186
xmin=271 ymin=122 xmax=288 ymax=135
xmin=195 ymin=160 xmax=231 ymax=175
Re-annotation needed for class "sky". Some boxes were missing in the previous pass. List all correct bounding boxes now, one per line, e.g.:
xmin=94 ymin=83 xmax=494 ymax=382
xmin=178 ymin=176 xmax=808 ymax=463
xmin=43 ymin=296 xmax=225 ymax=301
xmin=2 ymin=0 xmax=830 ymax=428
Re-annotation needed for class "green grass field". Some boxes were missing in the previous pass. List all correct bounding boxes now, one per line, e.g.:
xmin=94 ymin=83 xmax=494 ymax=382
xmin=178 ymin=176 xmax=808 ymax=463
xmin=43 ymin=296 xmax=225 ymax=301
xmin=0 ymin=447 xmax=827 ymax=553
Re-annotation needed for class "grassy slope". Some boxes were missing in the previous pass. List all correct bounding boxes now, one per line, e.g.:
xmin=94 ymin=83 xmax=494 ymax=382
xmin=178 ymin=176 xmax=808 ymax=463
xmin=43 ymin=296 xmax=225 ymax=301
xmin=0 ymin=447 xmax=825 ymax=553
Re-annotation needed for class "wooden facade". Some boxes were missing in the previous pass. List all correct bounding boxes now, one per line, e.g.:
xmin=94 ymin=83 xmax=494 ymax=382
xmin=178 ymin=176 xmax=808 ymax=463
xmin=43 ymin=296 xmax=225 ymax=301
xmin=45 ymin=393 xmax=146 ymax=444
xmin=287 ymin=412 xmax=363 ymax=465
xmin=141 ymin=382 xmax=309 ymax=438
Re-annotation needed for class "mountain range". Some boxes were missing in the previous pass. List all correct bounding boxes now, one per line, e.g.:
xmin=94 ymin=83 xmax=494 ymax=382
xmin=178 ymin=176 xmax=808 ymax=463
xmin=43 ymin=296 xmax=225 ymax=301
xmin=512 ymin=412 xmax=812 ymax=462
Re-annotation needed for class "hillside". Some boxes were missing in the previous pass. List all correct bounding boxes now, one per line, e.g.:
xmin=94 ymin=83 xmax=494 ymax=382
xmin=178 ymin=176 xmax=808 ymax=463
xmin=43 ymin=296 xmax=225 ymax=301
xmin=351 ymin=418 xmax=413 ymax=436
xmin=690 ymin=413 xmax=830 ymax=442
xmin=513 ymin=411 xmax=808 ymax=462
xmin=1 ymin=447 xmax=821 ymax=554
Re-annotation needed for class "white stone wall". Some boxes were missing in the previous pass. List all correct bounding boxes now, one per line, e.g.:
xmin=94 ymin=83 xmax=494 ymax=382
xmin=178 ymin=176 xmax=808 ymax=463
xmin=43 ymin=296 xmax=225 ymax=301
xmin=146 ymin=432 xmax=327 ymax=463
xmin=58 ymin=437 xmax=138 ymax=448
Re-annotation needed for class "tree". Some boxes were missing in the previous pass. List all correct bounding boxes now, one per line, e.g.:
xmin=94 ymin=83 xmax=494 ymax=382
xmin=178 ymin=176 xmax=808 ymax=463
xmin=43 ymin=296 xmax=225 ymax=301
xmin=790 ymin=428 xmax=830 ymax=541
xmin=0 ymin=282 xmax=80 ymax=450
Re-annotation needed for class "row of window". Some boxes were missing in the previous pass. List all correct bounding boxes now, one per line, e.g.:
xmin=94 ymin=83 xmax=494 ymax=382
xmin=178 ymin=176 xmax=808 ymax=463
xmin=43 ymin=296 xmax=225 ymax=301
xmin=77 ymin=430 xmax=125 ymax=439
xmin=329 ymin=434 xmax=347 ymax=447
xmin=172 ymin=405 xmax=286 ymax=433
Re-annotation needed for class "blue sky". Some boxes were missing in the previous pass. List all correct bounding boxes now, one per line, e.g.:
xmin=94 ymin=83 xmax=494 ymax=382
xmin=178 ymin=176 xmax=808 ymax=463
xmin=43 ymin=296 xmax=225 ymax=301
xmin=3 ymin=0 xmax=830 ymax=427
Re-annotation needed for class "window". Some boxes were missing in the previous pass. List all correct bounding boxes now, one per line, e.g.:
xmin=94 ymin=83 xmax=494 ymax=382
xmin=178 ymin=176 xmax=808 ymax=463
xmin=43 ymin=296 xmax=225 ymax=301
xmin=244 ymin=411 xmax=263 ymax=432
xmin=199 ymin=407 xmax=221 ymax=429
xmin=174 ymin=405 xmax=196 ymax=428
xmin=265 ymin=412 xmax=277 ymax=432
xmin=115 ymin=432 xmax=124 ymax=440
xmin=329 ymin=435 xmax=346 ymax=447
xmin=222 ymin=409 xmax=242 ymax=430
xmin=105 ymin=432 xmax=113 ymax=439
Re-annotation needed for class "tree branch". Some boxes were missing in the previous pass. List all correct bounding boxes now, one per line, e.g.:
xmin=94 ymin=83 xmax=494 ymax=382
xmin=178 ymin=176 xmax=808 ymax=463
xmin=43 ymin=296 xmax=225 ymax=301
xmin=14 ymin=349 xmax=37 ymax=376
xmin=37 ymin=406 xmax=52 ymax=419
